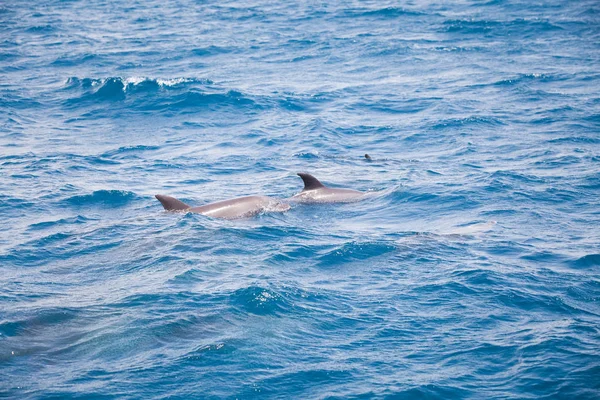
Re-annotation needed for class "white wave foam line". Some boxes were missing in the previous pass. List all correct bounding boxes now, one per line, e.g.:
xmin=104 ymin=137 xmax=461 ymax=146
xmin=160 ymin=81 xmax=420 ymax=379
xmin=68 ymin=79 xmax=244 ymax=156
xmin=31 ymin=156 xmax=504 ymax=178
xmin=156 ymin=77 xmax=194 ymax=87
xmin=124 ymin=76 xmax=147 ymax=86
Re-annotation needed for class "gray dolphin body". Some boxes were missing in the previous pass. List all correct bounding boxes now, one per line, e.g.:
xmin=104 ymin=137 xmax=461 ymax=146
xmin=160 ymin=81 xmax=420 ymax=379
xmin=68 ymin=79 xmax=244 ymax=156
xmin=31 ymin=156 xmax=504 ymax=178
xmin=155 ymin=194 xmax=290 ymax=219
xmin=290 ymin=173 xmax=365 ymax=203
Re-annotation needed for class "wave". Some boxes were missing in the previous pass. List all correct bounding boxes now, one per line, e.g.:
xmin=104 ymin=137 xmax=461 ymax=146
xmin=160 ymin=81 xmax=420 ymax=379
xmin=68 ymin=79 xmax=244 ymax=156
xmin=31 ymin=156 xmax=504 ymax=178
xmin=430 ymin=115 xmax=506 ymax=130
xmin=27 ymin=215 xmax=91 ymax=231
xmin=99 ymin=145 xmax=160 ymax=159
xmin=0 ymin=195 xmax=35 ymax=211
xmin=65 ymin=76 xmax=210 ymax=92
xmin=25 ymin=24 xmax=56 ymax=33
xmin=572 ymin=254 xmax=600 ymax=269
xmin=493 ymin=73 xmax=559 ymax=87
xmin=64 ymin=190 xmax=138 ymax=207
xmin=191 ymin=45 xmax=235 ymax=57
xmin=345 ymin=6 xmax=427 ymax=19
xmin=60 ymin=76 xmax=337 ymax=117
xmin=62 ymin=76 xmax=265 ymax=115
xmin=229 ymin=285 xmax=292 ymax=316
xmin=443 ymin=18 xmax=563 ymax=35
xmin=0 ymin=308 xmax=79 ymax=341
xmin=64 ymin=76 xmax=214 ymax=101
xmin=316 ymin=241 xmax=397 ymax=267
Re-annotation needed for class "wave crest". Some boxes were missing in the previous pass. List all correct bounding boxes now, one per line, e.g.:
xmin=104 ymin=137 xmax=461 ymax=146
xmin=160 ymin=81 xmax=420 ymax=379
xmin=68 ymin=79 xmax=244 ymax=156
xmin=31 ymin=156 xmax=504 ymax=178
xmin=62 ymin=76 xmax=263 ymax=114
xmin=64 ymin=190 xmax=137 ymax=207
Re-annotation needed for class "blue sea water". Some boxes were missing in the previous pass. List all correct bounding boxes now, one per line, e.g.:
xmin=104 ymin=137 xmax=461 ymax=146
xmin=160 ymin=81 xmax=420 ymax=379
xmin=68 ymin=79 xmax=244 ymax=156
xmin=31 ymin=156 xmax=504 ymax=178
xmin=1 ymin=0 xmax=600 ymax=398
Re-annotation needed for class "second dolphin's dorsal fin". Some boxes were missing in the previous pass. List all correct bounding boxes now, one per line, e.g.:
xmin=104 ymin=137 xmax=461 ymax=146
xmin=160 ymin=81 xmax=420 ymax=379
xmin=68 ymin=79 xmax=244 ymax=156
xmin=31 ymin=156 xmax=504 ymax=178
xmin=298 ymin=173 xmax=325 ymax=191
xmin=155 ymin=194 xmax=190 ymax=211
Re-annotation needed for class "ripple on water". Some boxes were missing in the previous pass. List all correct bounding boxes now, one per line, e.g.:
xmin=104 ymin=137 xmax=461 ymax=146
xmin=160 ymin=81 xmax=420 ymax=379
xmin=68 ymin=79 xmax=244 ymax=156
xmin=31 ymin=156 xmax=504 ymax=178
xmin=572 ymin=254 xmax=600 ymax=269
xmin=230 ymin=286 xmax=292 ymax=316
xmin=64 ymin=190 xmax=138 ymax=207
xmin=316 ymin=241 xmax=397 ymax=267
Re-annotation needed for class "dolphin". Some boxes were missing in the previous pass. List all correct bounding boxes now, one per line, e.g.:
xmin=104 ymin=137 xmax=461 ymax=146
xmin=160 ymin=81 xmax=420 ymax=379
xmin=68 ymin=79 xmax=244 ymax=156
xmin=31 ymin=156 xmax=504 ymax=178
xmin=155 ymin=194 xmax=290 ymax=219
xmin=290 ymin=173 xmax=365 ymax=203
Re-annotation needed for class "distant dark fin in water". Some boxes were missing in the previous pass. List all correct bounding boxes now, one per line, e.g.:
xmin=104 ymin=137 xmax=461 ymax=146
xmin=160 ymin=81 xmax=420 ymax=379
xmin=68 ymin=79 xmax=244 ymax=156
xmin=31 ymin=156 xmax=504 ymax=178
xmin=364 ymin=154 xmax=372 ymax=161
xmin=155 ymin=194 xmax=190 ymax=211
xmin=297 ymin=173 xmax=325 ymax=191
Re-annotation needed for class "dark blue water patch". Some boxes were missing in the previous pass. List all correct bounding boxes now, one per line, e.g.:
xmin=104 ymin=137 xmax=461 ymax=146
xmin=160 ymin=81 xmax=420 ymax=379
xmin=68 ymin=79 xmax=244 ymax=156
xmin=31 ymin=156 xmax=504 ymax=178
xmin=496 ymin=288 xmax=584 ymax=316
xmin=516 ymin=186 xmax=581 ymax=210
xmin=191 ymin=45 xmax=235 ymax=57
xmin=100 ymin=145 xmax=160 ymax=160
xmin=451 ymin=268 xmax=505 ymax=289
xmin=0 ymin=51 xmax=19 ymax=62
xmin=530 ymin=155 xmax=583 ymax=170
xmin=64 ymin=77 xmax=99 ymax=90
xmin=547 ymin=136 xmax=600 ymax=145
xmin=30 ymin=392 xmax=116 ymax=400
xmin=0 ymin=320 xmax=21 ymax=338
xmin=571 ymin=254 xmax=600 ymax=269
xmin=148 ymin=313 xmax=229 ymax=346
xmin=430 ymin=116 xmax=506 ymax=130
xmin=363 ymin=42 xmax=413 ymax=58
xmin=237 ymin=369 xmax=356 ymax=399
xmin=148 ymin=89 xmax=258 ymax=113
xmin=277 ymin=95 xmax=310 ymax=111
xmin=0 ymin=308 xmax=80 ymax=341
xmin=285 ymin=38 xmax=318 ymax=48
xmin=293 ymin=152 xmax=320 ymax=160
xmin=232 ymin=225 xmax=312 ymax=243
xmin=0 ymin=195 xmax=36 ymax=212
xmin=493 ymin=73 xmax=558 ymax=87
xmin=486 ymin=170 xmax=547 ymax=187
xmin=1 ymin=233 xmax=123 ymax=268
xmin=167 ymin=268 xmax=207 ymax=286
xmin=386 ymin=188 xmax=480 ymax=212
xmin=565 ymin=281 xmax=600 ymax=308
xmin=385 ymin=384 xmax=473 ymax=400
xmin=182 ymin=341 xmax=231 ymax=362
xmin=442 ymin=18 xmax=563 ymax=37
xmin=354 ymin=97 xmax=440 ymax=115
xmin=411 ymin=280 xmax=480 ymax=299
xmin=126 ymin=78 xmax=162 ymax=94
xmin=269 ymin=243 xmax=332 ymax=264
xmin=344 ymin=6 xmax=427 ymax=19
xmin=481 ymin=240 xmax=531 ymax=257
xmin=520 ymin=251 xmax=570 ymax=266
xmin=582 ymin=112 xmax=600 ymax=126
xmin=51 ymin=53 xmax=99 ymax=67
xmin=92 ymin=77 xmax=126 ymax=100
xmin=230 ymin=285 xmax=292 ymax=316
xmin=333 ymin=124 xmax=395 ymax=136
xmin=443 ymin=18 xmax=500 ymax=34
xmin=27 ymin=215 xmax=91 ymax=231
xmin=0 ymin=92 xmax=42 ymax=110
xmin=63 ymin=190 xmax=137 ymax=207
xmin=316 ymin=241 xmax=397 ymax=268
xmin=9 ymin=173 xmax=37 ymax=179
xmin=24 ymin=24 xmax=57 ymax=34
xmin=578 ymin=172 xmax=600 ymax=190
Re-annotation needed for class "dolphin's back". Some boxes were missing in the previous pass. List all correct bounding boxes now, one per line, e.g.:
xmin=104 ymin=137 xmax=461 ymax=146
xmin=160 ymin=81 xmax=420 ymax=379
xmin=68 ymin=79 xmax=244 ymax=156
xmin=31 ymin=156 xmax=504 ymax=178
xmin=189 ymin=196 xmax=272 ymax=219
xmin=156 ymin=194 xmax=289 ymax=219
xmin=291 ymin=173 xmax=364 ymax=203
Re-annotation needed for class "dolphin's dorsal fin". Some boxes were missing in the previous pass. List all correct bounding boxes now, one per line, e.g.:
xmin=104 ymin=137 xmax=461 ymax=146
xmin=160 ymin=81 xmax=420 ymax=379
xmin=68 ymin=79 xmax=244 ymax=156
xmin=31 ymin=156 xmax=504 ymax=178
xmin=298 ymin=173 xmax=325 ymax=191
xmin=155 ymin=194 xmax=190 ymax=211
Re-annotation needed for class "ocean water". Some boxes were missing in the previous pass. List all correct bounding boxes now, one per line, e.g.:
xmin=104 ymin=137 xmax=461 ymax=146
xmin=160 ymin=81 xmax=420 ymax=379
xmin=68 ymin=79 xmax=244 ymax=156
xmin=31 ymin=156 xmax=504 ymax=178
xmin=1 ymin=0 xmax=599 ymax=398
